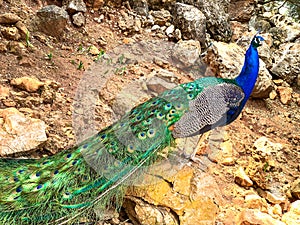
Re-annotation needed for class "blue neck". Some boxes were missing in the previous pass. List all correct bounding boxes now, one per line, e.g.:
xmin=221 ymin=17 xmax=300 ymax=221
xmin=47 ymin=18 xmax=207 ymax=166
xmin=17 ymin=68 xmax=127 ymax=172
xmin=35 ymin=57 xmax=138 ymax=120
xmin=234 ymin=45 xmax=259 ymax=102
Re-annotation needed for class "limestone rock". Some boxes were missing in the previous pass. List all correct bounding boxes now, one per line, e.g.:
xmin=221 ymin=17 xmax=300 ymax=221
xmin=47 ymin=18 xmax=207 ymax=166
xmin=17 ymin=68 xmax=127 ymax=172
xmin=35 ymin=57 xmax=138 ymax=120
xmin=146 ymin=76 xmax=176 ymax=94
xmin=230 ymin=21 xmax=248 ymax=42
xmin=172 ymin=39 xmax=201 ymax=68
xmin=284 ymin=23 xmax=300 ymax=42
xmin=118 ymin=12 xmax=133 ymax=30
xmin=252 ymin=59 xmax=273 ymax=98
xmin=291 ymin=179 xmax=300 ymax=199
xmin=118 ymin=11 xmax=141 ymax=33
xmin=249 ymin=15 xmax=271 ymax=33
xmin=10 ymin=76 xmax=44 ymax=92
xmin=1 ymin=27 xmax=21 ymax=40
xmin=130 ymin=0 xmax=149 ymax=16
xmin=253 ymin=136 xmax=283 ymax=154
xmin=112 ymin=80 xmax=151 ymax=117
xmin=236 ymin=209 xmax=286 ymax=225
xmin=0 ymin=13 xmax=21 ymax=24
xmin=0 ymin=42 xmax=7 ymax=52
xmin=235 ymin=167 xmax=253 ymax=187
xmin=0 ymin=85 xmax=10 ymax=98
xmin=281 ymin=200 xmax=300 ymax=225
xmin=0 ymin=108 xmax=47 ymax=155
xmin=244 ymin=194 xmax=268 ymax=211
xmin=229 ymin=0 xmax=256 ymax=22
xmin=155 ymin=68 xmax=178 ymax=82
xmin=127 ymin=167 xmax=222 ymax=225
xmin=88 ymin=45 xmax=100 ymax=55
xmin=271 ymin=43 xmax=300 ymax=84
xmin=257 ymin=188 xmax=286 ymax=205
xmin=174 ymin=29 xmax=182 ymax=41
xmin=72 ymin=12 xmax=85 ymax=27
xmin=150 ymin=9 xmax=171 ymax=26
xmin=248 ymin=138 xmax=283 ymax=189
xmin=269 ymin=89 xmax=277 ymax=100
xmin=151 ymin=24 xmax=161 ymax=32
xmin=179 ymin=198 xmax=218 ymax=225
xmin=165 ymin=24 xmax=174 ymax=37
xmin=128 ymin=166 xmax=194 ymax=210
xmin=269 ymin=204 xmax=283 ymax=217
xmin=173 ymin=3 xmax=206 ymax=46
xmin=269 ymin=14 xmax=300 ymax=42
xmin=124 ymin=197 xmax=178 ymax=225
xmin=15 ymin=21 xmax=29 ymax=40
xmin=265 ymin=191 xmax=286 ymax=204
xmin=269 ymin=27 xmax=288 ymax=47
xmin=182 ymin=0 xmax=231 ymax=42
xmin=36 ymin=5 xmax=69 ymax=37
xmin=64 ymin=0 xmax=87 ymax=14
xmin=7 ymin=41 xmax=26 ymax=55
xmin=219 ymin=140 xmax=235 ymax=166
xmin=203 ymin=42 xmax=244 ymax=79
xmin=277 ymin=86 xmax=293 ymax=105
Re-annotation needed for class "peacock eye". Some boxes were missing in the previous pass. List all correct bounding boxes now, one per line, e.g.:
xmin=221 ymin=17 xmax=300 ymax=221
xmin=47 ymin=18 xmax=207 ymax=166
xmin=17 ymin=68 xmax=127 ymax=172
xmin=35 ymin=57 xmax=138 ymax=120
xmin=147 ymin=129 xmax=156 ymax=138
xmin=166 ymin=114 xmax=173 ymax=120
xmin=138 ymin=132 xmax=147 ymax=140
xmin=169 ymin=109 xmax=176 ymax=115
xmin=164 ymin=103 xmax=172 ymax=110
xmin=175 ymin=103 xmax=182 ymax=110
xmin=100 ymin=134 xmax=107 ymax=139
xmin=156 ymin=112 xmax=164 ymax=119
xmin=127 ymin=144 xmax=135 ymax=153
xmin=152 ymin=100 xmax=158 ymax=105
xmin=187 ymin=93 xmax=194 ymax=99
xmin=114 ymin=161 xmax=123 ymax=168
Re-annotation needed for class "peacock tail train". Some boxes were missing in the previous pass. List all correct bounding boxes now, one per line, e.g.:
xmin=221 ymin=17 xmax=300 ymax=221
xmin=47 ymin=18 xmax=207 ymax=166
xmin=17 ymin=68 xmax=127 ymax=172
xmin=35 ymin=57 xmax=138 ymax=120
xmin=0 ymin=35 xmax=264 ymax=224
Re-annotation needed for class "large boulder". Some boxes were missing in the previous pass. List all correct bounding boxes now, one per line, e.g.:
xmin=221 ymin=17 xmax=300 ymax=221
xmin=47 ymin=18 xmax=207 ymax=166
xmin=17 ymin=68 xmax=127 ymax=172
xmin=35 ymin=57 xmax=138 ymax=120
xmin=35 ymin=5 xmax=69 ymax=38
xmin=173 ymin=3 xmax=206 ymax=46
xmin=271 ymin=43 xmax=300 ymax=85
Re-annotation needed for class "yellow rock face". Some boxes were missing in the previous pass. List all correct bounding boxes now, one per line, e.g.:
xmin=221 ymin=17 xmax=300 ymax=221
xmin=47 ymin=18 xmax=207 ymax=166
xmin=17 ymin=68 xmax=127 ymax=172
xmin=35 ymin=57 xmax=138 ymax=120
xmin=127 ymin=165 xmax=221 ymax=225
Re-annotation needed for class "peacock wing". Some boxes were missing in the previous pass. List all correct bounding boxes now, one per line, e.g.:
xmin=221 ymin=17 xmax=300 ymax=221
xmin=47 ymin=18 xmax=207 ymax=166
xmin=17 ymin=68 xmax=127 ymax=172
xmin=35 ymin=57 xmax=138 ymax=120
xmin=172 ymin=83 xmax=245 ymax=138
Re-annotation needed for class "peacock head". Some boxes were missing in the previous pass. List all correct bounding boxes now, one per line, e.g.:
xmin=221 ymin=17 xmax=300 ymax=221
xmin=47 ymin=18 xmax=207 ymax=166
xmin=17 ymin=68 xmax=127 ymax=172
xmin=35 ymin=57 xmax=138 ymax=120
xmin=251 ymin=35 xmax=265 ymax=48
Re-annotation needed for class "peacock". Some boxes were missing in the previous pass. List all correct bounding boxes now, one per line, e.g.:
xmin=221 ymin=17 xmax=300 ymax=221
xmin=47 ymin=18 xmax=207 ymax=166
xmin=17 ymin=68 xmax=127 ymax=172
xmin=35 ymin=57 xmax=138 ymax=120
xmin=0 ymin=34 xmax=264 ymax=225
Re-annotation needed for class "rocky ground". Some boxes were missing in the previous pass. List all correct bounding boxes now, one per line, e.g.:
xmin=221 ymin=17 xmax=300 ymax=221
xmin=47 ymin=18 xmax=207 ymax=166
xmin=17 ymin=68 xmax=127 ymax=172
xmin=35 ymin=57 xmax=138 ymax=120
xmin=0 ymin=0 xmax=299 ymax=224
